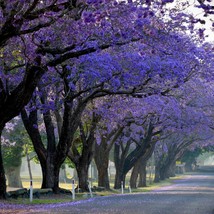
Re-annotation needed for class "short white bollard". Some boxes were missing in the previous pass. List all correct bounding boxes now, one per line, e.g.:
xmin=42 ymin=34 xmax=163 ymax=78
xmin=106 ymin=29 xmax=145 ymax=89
xmin=71 ymin=179 xmax=75 ymax=200
xmin=121 ymin=181 xmax=124 ymax=194
xmin=88 ymin=182 xmax=93 ymax=198
xmin=29 ymin=180 xmax=33 ymax=202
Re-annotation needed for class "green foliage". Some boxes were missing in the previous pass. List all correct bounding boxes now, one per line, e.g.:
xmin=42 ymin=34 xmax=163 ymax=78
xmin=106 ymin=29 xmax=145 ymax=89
xmin=2 ymin=119 xmax=31 ymax=168
xmin=180 ymin=145 xmax=214 ymax=165
xmin=3 ymin=146 xmax=23 ymax=168
xmin=64 ymin=157 xmax=75 ymax=169
xmin=180 ymin=148 xmax=203 ymax=164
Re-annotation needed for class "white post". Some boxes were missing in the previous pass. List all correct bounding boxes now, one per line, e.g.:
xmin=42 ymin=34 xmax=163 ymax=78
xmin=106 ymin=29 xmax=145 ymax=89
xmin=72 ymin=179 xmax=75 ymax=200
xmin=121 ymin=181 xmax=124 ymax=194
xmin=88 ymin=182 xmax=93 ymax=198
xmin=30 ymin=180 xmax=33 ymax=202
xmin=26 ymin=145 xmax=33 ymax=202
xmin=90 ymin=164 xmax=93 ymax=187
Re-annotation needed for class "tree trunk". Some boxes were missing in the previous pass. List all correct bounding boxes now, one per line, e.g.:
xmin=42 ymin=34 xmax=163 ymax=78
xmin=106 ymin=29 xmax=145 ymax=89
xmin=160 ymin=154 xmax=177 ymax=180
xmin=0 ymin=59 xmax=44 ymax=200
xmin=75 ymin=145 xmax=94 ymax=192
xmin=41 ymin=155 xmax=56 ymax=189
xmin=53 ymin=164 xmax=61 ymax=193
xmin=76 ymin=164 xmax=90 ymax=191
xmin=69 ymin=146 xmax=94 ymax=192
xmin=185 ymin=162 xmax=193 ymax=172
xmin=114 ymin=141 xmax=131 ymax=189
xmin=94 ymin=143 xmax=110 ymax=189
xmin=21 ymin=108 xmax=60 ymax=191
xmin=138 ymin=162 xmax=147 ymax=187
xmin=114 ymin=143 xmax=123 ymax=189
xmin=114 ymin=169 xmax=126 ymax=189
xmin=94 ymin=128 xmax=124 ymax=190
xmin=122 ymin=123 xmax=155 ymax=177
xmin=166 ymin=161 xmax=176 ymax=177
xmin=160 ymin=165 xmax=168 ymax=180
xmin=130 ymin=159 xmax=141 ymax=189
xmin=5 ymin=165 xmax=23 ymax=188
xmin=0 ymin=126 xmax=6 ymax=199
xmin=154 ymin=164 xmax=160 ymax=183
xmin=97 ymin=167 xmax=109 ymax=189
xmin=0 ymin=150 xmax=6 ymax=199
xmin=69 ymin=141 xmax=94 ymax=192
xmin=160 ymin=160 xmax=171 ymax=180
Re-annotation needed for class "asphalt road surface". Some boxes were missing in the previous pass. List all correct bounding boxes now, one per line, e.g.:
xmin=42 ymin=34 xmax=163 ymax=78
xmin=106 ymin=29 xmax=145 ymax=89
xmin=46 ymin=172 xmax=214 ymax=214
xmin=2 ymin=171 xmax=214 ymax=214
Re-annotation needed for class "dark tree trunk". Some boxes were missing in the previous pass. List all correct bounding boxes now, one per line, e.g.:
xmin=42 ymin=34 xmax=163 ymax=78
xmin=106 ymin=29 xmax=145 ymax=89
xmin=114 ymin=143 xmax=127 ymax=189
xmin=154 ymin=153 xmax=170 ymax=181
xmin=53 ymin=164 xmax=61 ymax=193
xmin=114 ymin=130 xmax=156 ymax=190
xmin=0 ymin=61 xmax=44 ymax=200
xmin=0 ymin=64 xmax=44 ymax=126
xmin=21 ymin=108 xmax=56 ymax=189
xmin=70 ymin=145 xmax=94 ymax=192
xmin=94 ymin=142 xmax=110 ymax=189
xmin=122 ymin=123 xmax=155 ymax=177
xmin=39 ymin=87 xmax=58 ymax=189
xmin=21 ymin=107 xmax=61 ymax=191
xmin=129 ymin=139 xmax=155 ymax=188
xmin=160 ymin=165 xmax=169 ymax=180
xmin=156 ymin=142 xmax=187 ymax=182
xmin=159 ymin=158 xmax=173 ymax=180
xmin=94 ymin=128 xmax=123 ymax=190
xmin=76 ymin=164 xmax=90 ymax=191
xmin=0 ymin=126 xmax=6 ymax=199
xmin=54 ymin=95 xmax=87 ymax=192
xmin=97 ymin=167 xmax=109 ymax=189
xmin=185 ymin=162 xmax=193 ymax=172
xmin=154 ymin=148 xmax=161 ymax=183
xmin=160 ymin=152 xmax=177 ymax=180
xmin=130 ymin=157 xmax=148 ymax=188
xmin=130 ymin=159 xmax=141 ymax=189
xmin=41 ymin=154 xmax=56 ymax=189
xmin=68 ymin=116 xmax=97 ymax=192
xmin=114 ymin=169 xmax=126 ymax=189
xmin=154 ymin=164 xmax=160 ymax=183
xmin=167 ymin=161 xmax=176 ymax=177
xmin=5 ymin=165 xmax=23 ymax=188
xmin=138 ymin=162 xmax=147 ymax=187
xmin=73 ymin=147 xmax=94 ymax=192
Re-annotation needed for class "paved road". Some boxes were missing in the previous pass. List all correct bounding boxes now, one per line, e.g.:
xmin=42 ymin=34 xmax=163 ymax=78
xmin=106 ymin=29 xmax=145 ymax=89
xmin=46 ymin=173 xmax=214 ymax=214
xmin=2 ymin=172 xmax=214 ymax=214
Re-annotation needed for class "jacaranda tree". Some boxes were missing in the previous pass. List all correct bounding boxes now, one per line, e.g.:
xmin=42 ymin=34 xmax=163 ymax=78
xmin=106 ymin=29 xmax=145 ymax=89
xmin=0 ymin=0 xmax=213 ymax=199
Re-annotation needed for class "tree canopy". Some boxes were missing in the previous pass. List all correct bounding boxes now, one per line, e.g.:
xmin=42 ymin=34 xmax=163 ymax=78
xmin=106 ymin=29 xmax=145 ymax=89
xmin=0 ymin=0 xmax=214 ymax=199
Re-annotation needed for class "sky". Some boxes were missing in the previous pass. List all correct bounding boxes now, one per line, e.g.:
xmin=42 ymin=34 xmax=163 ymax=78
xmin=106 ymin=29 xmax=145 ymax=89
xmin=169 ymin=0 xmax=214 ymax=42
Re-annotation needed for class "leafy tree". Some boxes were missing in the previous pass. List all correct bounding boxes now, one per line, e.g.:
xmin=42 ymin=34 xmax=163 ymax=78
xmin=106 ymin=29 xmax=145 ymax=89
xmin=0 ymin=0 xmax=213 ymax=199
xmin=180 ymin=148 xmax=203 ymax=172
xmin=3 ymin=144 xmax=23 ymax=188
xmin=0 ymin=0 xmax=147 ymax=197
xmin=0 ymin=0 xmax=83 ymax=199
xmin=1 ymin=118 xmax=30 ymax=188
